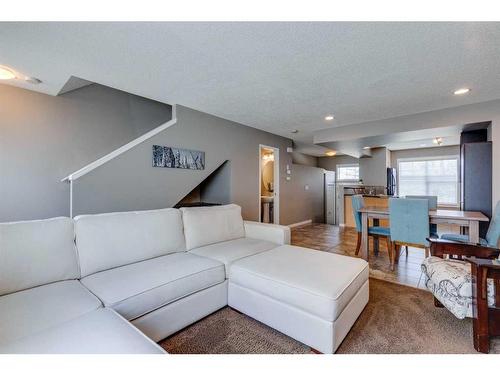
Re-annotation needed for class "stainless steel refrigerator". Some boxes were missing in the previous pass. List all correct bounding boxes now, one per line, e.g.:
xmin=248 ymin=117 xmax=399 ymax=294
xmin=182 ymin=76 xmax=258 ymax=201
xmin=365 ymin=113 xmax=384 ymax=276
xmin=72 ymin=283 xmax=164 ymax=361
xmin=386 ymin=167 xmax=397 ymax=196
xmin=324 ymin=171 xmax=336 ymax=225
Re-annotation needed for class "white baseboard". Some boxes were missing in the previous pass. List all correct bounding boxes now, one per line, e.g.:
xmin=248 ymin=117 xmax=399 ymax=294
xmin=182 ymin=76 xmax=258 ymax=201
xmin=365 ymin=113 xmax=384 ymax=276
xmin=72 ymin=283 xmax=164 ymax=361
xmin=288 ymin=219 xmax=312 ymax=228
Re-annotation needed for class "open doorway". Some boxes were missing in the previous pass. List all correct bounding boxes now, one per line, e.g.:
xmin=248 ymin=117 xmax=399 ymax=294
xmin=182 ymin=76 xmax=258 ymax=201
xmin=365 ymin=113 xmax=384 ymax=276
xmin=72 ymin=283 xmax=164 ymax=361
xmin=259 ymin=145 xmax=280 ymax=224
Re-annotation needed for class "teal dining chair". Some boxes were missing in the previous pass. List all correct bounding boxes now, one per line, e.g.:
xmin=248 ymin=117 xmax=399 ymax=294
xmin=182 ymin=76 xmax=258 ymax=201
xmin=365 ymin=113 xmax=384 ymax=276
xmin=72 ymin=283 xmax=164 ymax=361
xmin=405 ymin=195 xmax=438 ymax=233
xmin=351 ymin=195 xmax=392 ymax=265
xmin=388 ymin=198 xmax=430 ymax=270
xmin=403 ymin=195 xmax=438 ymax=255
xmin=440 ymin=201 xmax=500 ymax=248
xmin=405 ymin=195 xmax=438 ymax=209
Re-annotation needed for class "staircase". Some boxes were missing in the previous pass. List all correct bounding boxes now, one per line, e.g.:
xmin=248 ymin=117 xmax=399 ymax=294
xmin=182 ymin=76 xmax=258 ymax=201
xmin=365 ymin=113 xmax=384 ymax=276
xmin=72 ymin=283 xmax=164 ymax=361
xmin=62 ymin=104 xmax=232 ymax=217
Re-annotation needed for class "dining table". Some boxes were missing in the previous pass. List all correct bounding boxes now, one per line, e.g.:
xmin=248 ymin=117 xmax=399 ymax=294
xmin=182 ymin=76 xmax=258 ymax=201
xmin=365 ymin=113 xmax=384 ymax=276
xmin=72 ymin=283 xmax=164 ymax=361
xmin=357 ymin=206 xmax=490 ymax=261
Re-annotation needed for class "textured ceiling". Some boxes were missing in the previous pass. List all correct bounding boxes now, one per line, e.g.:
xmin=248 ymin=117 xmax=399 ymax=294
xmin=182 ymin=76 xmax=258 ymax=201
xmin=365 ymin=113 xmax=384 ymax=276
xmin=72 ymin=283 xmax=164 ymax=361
xmin=2 ymin=22 xmax=500 ymax=153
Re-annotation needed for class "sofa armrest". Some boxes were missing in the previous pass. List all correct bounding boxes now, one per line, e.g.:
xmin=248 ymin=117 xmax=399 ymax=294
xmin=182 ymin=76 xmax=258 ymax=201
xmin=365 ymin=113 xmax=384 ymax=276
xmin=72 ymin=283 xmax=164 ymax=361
xmin=243 ymin=221 xmax=291 ymax=245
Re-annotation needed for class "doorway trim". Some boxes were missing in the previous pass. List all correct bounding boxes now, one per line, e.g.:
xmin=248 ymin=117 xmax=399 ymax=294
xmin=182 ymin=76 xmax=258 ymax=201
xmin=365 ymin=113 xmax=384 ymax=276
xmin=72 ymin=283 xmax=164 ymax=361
xmin=258 ymin=144 xmax=280 ymax=224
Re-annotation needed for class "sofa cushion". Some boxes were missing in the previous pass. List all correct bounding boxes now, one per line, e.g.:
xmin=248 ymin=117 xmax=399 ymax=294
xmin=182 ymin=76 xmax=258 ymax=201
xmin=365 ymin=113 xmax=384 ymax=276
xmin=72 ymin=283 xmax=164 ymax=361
xmin=0 ymin=280 xmax=102 ymax=345
xmin=0 ymin=308 xmax=165 ymax=354
xmin=80 ymin=252 xmax=225 ymax=321
xmin=75 ymin=208 xmax=185 ymax=277
xmin=0 ymin=217 xmax=79 ymax=296
xmin=181 ymin=204 xmax=245 ymax=250
xmin=189 ymin=237 xmax=278 ymax=272
xmin=229 ymin=245 xmax=369 ymax=322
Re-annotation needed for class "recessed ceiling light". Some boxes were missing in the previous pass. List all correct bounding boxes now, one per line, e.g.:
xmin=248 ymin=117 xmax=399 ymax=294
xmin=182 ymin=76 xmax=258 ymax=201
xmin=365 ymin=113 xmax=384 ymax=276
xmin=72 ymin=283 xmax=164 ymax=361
xmin=325 ymin=150 xmax=336 ymax=157
xmin=290 ymin=129 xmax=299 ymax=134
xmin=0 ymin=66 xmax=16 ymax=80
xmin=453 ymin=88 xmax=470 ymax=95
xmin=324 ymin=115 xmax=334 ymax=121
xmin=363 ymin=146 xmax=370 ymax=150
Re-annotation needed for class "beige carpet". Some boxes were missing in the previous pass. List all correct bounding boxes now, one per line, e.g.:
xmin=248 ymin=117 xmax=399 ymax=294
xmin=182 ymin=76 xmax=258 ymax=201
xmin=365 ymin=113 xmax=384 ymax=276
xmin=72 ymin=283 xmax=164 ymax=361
xmin=159 ymin=278 xmax=500 ymax=354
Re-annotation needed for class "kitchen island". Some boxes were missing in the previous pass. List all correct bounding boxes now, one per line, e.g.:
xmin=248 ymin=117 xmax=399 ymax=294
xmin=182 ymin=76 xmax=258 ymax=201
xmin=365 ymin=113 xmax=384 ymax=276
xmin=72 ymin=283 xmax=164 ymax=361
xmin=344 ymin=194 xmax=391 ymax=227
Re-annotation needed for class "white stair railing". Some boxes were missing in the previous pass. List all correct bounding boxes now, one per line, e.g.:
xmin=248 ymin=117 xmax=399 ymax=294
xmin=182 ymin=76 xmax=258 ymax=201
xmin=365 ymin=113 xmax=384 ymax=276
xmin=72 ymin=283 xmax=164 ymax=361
xmin=62 ymin=104 xmax=177 ymax=217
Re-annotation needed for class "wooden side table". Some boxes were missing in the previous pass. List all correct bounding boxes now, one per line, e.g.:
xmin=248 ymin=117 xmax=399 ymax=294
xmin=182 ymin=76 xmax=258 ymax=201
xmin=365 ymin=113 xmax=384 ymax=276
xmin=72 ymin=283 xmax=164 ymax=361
xmin=465 ymin=257 xmax=500 ymax=353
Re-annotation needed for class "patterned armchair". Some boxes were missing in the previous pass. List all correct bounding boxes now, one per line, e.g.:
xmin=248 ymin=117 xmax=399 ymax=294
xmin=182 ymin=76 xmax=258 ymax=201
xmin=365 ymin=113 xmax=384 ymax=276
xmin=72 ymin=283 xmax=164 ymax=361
xmin=421 ymin=238 xmax=500 ymax=353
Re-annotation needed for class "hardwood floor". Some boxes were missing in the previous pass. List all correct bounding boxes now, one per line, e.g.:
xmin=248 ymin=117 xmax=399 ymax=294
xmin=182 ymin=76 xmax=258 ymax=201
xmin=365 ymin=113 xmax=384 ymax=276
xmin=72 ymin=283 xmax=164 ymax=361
xmin=291 ymin=223 xmax=456 ymax=289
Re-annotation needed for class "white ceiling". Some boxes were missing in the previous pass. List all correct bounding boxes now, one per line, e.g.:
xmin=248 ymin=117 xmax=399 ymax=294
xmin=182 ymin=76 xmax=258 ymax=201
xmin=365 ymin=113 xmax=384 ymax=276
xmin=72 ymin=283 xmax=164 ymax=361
xmin=2 ymin=22 xmax=500 ymax=154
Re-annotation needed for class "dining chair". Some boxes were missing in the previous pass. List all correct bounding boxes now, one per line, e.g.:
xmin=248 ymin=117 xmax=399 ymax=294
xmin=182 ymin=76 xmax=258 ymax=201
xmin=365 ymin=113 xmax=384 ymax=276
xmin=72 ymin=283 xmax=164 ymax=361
xmin=351 ymin=195 xmax=392 ymax=265
xmin=388 ymin=198 xmax=430 ymax=270
xmin=403 ymin=195 xmax=438 ymax=256
xmin=440 ymin=201 xmax=500 ymax=248
xmin=405 ymin=195 xmax=438 ymax=234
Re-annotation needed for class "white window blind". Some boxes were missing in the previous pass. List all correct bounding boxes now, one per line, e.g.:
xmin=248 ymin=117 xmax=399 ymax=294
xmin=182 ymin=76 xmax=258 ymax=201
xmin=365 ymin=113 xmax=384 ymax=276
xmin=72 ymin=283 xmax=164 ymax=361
xmin=398 ymin=156 xmax=459 ymax=206
xmin=336 ymin=164 xmax=360 ymax=181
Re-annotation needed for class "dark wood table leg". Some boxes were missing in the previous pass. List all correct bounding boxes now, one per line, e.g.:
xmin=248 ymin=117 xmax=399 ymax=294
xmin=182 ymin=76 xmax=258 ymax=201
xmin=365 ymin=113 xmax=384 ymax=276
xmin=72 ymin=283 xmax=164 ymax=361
xmin=471 ymin=263 xmax=490 ymax=353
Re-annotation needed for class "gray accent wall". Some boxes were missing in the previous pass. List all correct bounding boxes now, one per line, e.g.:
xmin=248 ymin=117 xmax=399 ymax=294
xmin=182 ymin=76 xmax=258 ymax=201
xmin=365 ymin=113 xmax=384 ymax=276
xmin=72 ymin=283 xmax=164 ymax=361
xmin=200 ymin=161 xmax=232 ymax=205
xmin=73 ymin=105 xmax=322 ymax=225
xmin=359 ymin=147 xmax=390 ymax=186
xmin=288 ymin=164 xmax=325 ymax=224
xmin=0 ymin=83 xmax=172 ymax=222
xmin=292 ymin=152 xmax=319 ymax=167
xmin=493 ymin=121 xmax=500 ymax=208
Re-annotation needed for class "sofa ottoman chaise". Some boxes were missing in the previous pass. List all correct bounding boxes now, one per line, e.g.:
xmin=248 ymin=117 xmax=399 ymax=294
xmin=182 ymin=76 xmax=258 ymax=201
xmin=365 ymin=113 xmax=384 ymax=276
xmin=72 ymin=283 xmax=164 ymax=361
xmin=228 ymin=245 xmax=369 ymax=353
xmin=180 ymin=205 xmax=369 ymax=353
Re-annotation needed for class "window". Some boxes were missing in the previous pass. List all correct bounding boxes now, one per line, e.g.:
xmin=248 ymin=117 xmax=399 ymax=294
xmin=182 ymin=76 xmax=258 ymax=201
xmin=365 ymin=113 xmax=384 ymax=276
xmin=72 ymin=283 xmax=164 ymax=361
xmin=336 ymin=163 xmax=360 ymax=182
xmin=397 ymin=156 xmax=459 ymax=206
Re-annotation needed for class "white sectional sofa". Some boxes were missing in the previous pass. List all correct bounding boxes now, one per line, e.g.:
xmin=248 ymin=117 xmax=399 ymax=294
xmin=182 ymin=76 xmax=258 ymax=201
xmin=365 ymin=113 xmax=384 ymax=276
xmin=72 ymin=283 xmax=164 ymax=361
xmin=0 ymin=217 xmax=163 ymax=354
xmin=0 ymin=204 xmax=368 ymax=354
